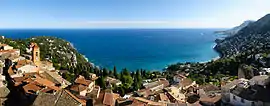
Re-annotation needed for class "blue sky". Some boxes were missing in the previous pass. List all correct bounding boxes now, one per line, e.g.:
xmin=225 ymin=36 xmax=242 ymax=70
xmin=0 ymin=0 xmax=269 ymax=28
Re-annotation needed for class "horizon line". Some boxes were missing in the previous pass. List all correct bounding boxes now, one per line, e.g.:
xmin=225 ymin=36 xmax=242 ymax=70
xmin=0 ymin=27 xmax=229 ymax=29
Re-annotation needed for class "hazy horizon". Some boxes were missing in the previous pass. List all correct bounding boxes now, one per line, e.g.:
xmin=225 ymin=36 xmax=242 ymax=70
xmin=0 ymin=0 xmax=269 ymax=29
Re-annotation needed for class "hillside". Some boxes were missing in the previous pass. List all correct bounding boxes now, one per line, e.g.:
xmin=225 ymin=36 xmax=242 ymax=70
xmin=0 ymin=36 xmax=92 ymax=70
xmin=215 ymin=14 xmax=270 ymax=57
xmin=166 ymin=14 xmax=270 ymax=85
xmin=216 ymin=20 xmax=254 ymax=36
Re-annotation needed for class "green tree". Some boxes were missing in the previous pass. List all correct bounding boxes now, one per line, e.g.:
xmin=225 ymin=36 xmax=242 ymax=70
xmin=121 ymin=75 xmax=133 ymax=89
xmin=113 ymin=66 xmax=118 ymax=79
xmin=118 ymin=86 xmax=125 ymax=96
xmin=89 ymin=67 xmax=94 ymax=73
xmin=103 ymin=68 xmax=109 ymax=77
xmin=97 ymin=76 xmax=106 ymax=89
xmin=122 ymin=68 xmax=130 ymax=76
xmin=133 ymin=78 xmax=139 ymax=91
xmin=109 ymin=70 xmax=113 ymax=77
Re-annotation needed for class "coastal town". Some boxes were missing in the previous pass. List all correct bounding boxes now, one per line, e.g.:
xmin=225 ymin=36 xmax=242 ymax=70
xmin=0 ymin=39 xmax=269 ymax=106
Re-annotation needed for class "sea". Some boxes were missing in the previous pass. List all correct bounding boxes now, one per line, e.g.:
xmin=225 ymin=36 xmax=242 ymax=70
xmin=0 ymin=29 xmax=225 ymax=71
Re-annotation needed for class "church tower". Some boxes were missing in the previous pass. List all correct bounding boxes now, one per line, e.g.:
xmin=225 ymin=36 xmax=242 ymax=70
xmin=31 ymin=43 xmax=40 ymax=65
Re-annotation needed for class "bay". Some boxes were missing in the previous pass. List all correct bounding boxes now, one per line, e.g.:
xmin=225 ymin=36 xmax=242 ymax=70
xmin=0 ymin=29 xmax=222 ymax=71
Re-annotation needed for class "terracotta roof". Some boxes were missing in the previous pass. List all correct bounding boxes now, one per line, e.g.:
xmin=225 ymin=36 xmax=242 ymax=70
xmin=70 ymin=84 xmax=88 ymax=92
xmin=198 ymin=84 xmax=220 ymax=92
xmin=23 ymin=83 xmax=42 ymax=94
xmin=159 ymin=79 xmax=170 ymax=87
xmin=75 ymin=76 xmax=92 ymax=86
xmin=113 ymin=93 xmax=120 ymax=100
xmin=15 ymin=65 xmax=23 ymax=69
xmin=32 ymin=89 xmax=86 ymax=106
xmin=13 ymin=77 xmax=25 ymax=82
xmin=23 ymin=78 xmax=34 ymax=83
xmin=0 ymin=44 xmax=8 ymax=46
xmin=95 ymin=91 xmax=105 ymax=105
xmin=180 ymin=78 xmax=193 ymax=87
xmin=199 ymin=94 xmax=221 ymax=103
xmin=136 ymin=88 xmax=151 ymax=97
xmin=17 ymin=59 xmax=32 ymax=65
xmin=8 ymin=66 xmax=15 ymax=75
xmin=34 ymin=75 xmax=60 ymax=91
xmin=40 ymin=88 xmax=54 ymax=93
xmin=0 ymin=49 xmax=19 ymax=53
xmin=103 ymin=92 xmax=115 ymax=106
xmin=130 ymin=99 xmax=146 ymax=106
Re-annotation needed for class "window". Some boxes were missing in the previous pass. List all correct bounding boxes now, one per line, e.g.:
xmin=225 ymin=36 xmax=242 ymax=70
xmin=241 ymin=98 xmax=245 ymax=103
xmin=36 ymin=52 xmax=38 ymax=57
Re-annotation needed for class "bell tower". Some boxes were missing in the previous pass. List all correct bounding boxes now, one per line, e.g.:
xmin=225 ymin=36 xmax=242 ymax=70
xmin=31 ymin=43 xmax=40 ymax=65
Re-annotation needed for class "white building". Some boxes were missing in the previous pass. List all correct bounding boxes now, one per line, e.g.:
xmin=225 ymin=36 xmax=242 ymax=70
xmin=105 ymin=77 xmax=122 ymax=86
xmin=17 ymin=64 xmax=39 ymax=74
xmin=222 ymin=76 xmax=270 ymax=106
xmin=0 ymin=44 xmax=13 ymax=50
xmin=173 ymin=74 xmax=186 ymax=83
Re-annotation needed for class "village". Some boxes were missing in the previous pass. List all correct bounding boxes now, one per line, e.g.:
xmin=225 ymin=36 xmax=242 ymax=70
xmin=0 ymin=42 xmax=269 ymax=106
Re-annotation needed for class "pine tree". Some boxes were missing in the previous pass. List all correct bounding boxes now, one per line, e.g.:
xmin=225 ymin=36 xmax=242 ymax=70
xmin=97 ymin=76 xmax=106 ymax=89
xmin=89 ymin=67 xmax=94 ymax=73
xmin=122 ymin=68 xmax=130 ymax=76
xmin=113 ymin=66 xmax=118 ymax=79
xmin=103 ymin=68 xmax=109 ymax=77
xmin=109 ymin=70 xmax=113 ymax=77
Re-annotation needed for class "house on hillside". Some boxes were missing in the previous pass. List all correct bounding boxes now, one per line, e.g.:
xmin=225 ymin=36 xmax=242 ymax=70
xmin=69 ymin=75 xmax=96 ymax=96
xmin=222 ymin=75 xmax=270 ymax=106
xmin=93 ymin=89 xmax=120 ymax=106
xmin=105 ymin=77 xmax=122 ymax=86
xmin=197 ymin=84 xmax=221 ymax=106
xmin=173 ymin=74 xmax=187 ymax=83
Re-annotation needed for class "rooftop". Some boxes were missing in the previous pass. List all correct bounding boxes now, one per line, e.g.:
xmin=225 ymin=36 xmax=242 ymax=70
xmin=34 ymin=75 xmax=60 ymax=91
xmin=250 ymin=75 xmax=270 ymax=85
xmin=70 ymin=84 xmax=88 ymax=92
xmin=231 ymin=84 xmax=270 ymax=102
xmin=75 ymin=75 xmax=93 ymax=86
xmin=198 ymin=84 xmax=220 ymax=93
xmin=105 ymin=77 xmax=121 ymax=84
xmin=22 ymin=83 xmax=42 ymax=94
xmin=32 ymin=89 xmax=86 ymax=106
xmin=179 ymin=78 xmax=193 ymax=87
xmin=133 ymin=97 xmax=166 ymax=106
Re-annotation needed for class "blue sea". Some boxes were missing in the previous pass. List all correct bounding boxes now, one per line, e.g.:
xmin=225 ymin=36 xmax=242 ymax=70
xmin=0 ymin=29 xmax=223 ymax=71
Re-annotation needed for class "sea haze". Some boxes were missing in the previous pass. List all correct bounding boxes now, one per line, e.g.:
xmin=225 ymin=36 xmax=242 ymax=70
xmin=0 ymin=29 xmax=222 ymax=71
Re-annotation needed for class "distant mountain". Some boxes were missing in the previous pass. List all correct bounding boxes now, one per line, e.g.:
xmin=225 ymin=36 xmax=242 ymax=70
xmin=215 ymin=14 xmax=270 ymax=57
xmin=216 ymin=20 xmax=254 ymax=36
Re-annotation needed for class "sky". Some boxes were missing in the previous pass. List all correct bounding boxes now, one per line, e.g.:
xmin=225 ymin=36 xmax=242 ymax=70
xmin=0 ymin=0 xmax=269 ymax=28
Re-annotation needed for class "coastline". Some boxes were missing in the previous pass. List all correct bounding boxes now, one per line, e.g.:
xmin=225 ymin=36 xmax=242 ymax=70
xmin=0 ymin=29 xmax=222 ymax=71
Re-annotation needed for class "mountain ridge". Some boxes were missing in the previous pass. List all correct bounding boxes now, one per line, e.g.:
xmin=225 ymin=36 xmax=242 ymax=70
xmin=215 ymin=14 xmax=270 ymax=57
